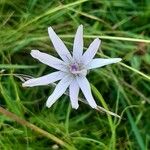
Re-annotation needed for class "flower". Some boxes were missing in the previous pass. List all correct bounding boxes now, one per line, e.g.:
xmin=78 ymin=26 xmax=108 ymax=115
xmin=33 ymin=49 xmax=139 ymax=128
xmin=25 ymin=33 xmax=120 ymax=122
xmin=22 ymin=25 xmax=121 ymax=109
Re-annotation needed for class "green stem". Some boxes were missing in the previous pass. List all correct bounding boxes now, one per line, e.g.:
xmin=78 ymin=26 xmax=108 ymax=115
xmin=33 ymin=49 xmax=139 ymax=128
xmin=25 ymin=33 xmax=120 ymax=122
xmin=60 ymin=34 xmax=150 ymax=43
xmin=0 ymin=106 xmax=76 ymax=150
xmin=91 ymin=84 xmax=116 ymax=150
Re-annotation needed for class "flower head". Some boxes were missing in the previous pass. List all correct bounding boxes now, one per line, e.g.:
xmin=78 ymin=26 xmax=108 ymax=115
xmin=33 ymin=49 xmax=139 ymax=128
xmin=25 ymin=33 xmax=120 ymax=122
xmin=22 ymin=25 xmax=121 ymax=109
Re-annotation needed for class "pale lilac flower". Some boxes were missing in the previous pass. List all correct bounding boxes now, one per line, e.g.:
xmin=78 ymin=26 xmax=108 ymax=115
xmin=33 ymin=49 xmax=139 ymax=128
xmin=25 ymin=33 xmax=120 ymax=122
xmin=22 ymin=25 xmax=121 ymax=109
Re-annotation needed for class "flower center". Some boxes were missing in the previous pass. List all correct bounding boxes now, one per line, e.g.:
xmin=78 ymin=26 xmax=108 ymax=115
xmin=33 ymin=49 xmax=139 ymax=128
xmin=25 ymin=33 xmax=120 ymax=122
xmin=70 ymin=63 xmax=79 ymax=74
xmin=69 ymin=63 xmax=87 ymax=76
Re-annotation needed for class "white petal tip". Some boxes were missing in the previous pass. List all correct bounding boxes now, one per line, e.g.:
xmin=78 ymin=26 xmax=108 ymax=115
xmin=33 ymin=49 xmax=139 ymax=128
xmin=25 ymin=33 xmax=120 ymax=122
xmin=46 ymin=102 xmax=51 ymax=108
xmin=22 ymin=82 xmax=28 ymax=87
xmin=30 ymin=50 xmax=40 ymax=57
xmin=92 ymin=105 xmax=97 ymax=109
xmin=89 ymin=103 xmax=97 ymax=109
xmin=95 ymin=38 xmax=101 ymax=41
xmin=79 ymin=24 xmax=83 ymax=28
xmin=46 ymin=99 xmax=54 ymax=108
xmin=94 ymin=38 xmax=101 ymax=45
xmin=22 ymin=83 xmax=25 ymax=87
xmin=72 ymin=105 xmax=79 ymax=110
xmin=115 ymin=58 xmax=122 ymax=62
xmin=22 ymin=82 xmax=30 ymax=87
xmin=118 ymin=58 xmax=122 ymax=61
xmin=48 ymin=27 xmax=54 ymax=33
xmin=48 ymin=26 xmax=52 ymax=30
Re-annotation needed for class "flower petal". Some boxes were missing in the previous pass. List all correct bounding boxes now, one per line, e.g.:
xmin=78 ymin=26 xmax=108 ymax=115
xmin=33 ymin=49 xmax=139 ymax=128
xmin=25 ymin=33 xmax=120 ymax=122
xmin=87 ymin=58 xmax=122 ymax=69
xmin=30 ymin=50 xmax=68 ymax=72
xmin=73 ymin=25 xmax=83 ymax=62
xmin=69 ymin=79 xmax=79 ymax=109
xmin=48 ymin=27 xmax=72 ymax=63
xmin=22 ymin=71 xmax=66 ymax=87
xmin=82 ymin=38 xmax=101 ymax=65
xmin=46 ymin=75 xmax=73 ymax=108
xmin=76 ymin=75 xmax=97 ymax=108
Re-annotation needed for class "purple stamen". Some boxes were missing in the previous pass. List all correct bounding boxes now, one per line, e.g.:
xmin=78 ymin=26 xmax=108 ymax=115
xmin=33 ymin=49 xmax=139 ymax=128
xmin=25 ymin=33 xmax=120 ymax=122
xmin=71 ymin=64 xmax=78 ymax=71
xmin=70 ymin=63 xmax=79 ymax=74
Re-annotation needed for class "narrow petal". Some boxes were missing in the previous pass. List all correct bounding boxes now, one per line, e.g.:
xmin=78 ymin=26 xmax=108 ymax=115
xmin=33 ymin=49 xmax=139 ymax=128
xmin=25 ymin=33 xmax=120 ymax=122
xmin=82 ymin=38 xmax=101 ymax=65
xmin=46 ymin=75 xmax=73 ymax=108
xmin=73 ymin=25 xmax=83 ymax=62
xmin=30 ymin=50 xmax=68 ymax=72
xmin=69 ymin=79 xmax=79 ymax=109
xmin=22 ymin=71 xmax=66 ymax=87
xmin=76 ymin=75 xmax=97 ymax=108
xmin=48 ymin=27 xmax=72 ymax=63
xmin=87 ymin=58 xmax=122 ymax=69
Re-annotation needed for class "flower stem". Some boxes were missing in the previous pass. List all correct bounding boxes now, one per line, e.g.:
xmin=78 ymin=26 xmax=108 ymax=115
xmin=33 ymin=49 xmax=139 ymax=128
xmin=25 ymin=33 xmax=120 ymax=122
xmin=0 ymin=106 xmax=76 ymax=150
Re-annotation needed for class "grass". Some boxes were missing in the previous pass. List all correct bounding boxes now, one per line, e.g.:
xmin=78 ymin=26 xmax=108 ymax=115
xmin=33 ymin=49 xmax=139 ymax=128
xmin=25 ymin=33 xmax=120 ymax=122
xmin=0 ymin=0 xmax=150 ymax=149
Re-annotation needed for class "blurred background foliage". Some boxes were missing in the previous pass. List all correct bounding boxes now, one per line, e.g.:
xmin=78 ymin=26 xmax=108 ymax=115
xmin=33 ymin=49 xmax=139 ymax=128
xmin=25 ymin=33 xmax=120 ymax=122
xmin=0 ymin=0 xmax=150 ymax=149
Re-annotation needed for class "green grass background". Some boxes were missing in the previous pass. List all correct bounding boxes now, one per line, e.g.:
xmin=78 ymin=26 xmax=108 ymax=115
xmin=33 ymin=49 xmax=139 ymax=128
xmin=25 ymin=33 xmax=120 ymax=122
xmin=0 ymin=0 xmax=150 ymax=149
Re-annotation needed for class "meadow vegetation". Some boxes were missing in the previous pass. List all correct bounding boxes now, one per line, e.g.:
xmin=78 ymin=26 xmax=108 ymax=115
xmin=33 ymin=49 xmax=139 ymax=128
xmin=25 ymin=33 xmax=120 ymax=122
xmin=0 ymin=0 xmax=150 ymax=149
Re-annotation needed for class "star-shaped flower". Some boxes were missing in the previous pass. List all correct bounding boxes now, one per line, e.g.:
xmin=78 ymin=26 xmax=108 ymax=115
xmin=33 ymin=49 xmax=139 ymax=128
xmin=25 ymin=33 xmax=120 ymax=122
xmin=22 ymin=25 xmax=121 ymax=109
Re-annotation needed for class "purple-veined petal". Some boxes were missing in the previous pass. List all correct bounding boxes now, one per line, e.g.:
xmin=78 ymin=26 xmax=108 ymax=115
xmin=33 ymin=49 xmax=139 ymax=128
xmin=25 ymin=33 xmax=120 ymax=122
xmin=69 ymin=79 xmax=79 ymax=109
xmin=48 ymin=27 xmax=72 ymax=63
xmin=22 ymin=71 xmax=66 ymax=87
xmin=30 ymin=50 xmax=68 ymax=72
xmin=87 ymin=58 xmax=122 ymax=69
xmin=82 ymin=38 xmax=101 ymax=65
xmin=73 ymin=25 xmax=83 ymax=62
xmin=76 ymin=75 xmax=97 ymax=108
xmin=46 ymin=75 xmax=73 ymax=108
